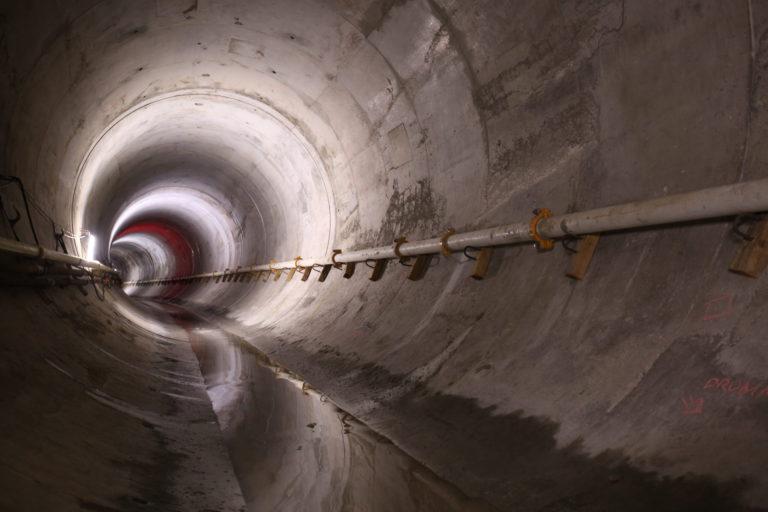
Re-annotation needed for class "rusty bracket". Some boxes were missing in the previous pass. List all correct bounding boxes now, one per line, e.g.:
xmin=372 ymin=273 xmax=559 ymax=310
xmin=393 ymin=237 xmax=408 ymax=258
xmin=530 ymin=208 xmax=555 ymax=252
xmin=440 ymin=228 xmax=456 ymax=256
xmin=331 ymin=249 xmax=343 ymax=269
xmin=343 ymin=262 xmax=356 ymax=279
xmin=300 ymin=266 xmax=312 ymax=281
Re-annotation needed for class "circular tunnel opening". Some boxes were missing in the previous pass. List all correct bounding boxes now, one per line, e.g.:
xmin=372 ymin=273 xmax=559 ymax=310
xmin=111 ymin=220 xmax=194 ymax=298
xmin=73 ymin=90 xmax=335 ymax=305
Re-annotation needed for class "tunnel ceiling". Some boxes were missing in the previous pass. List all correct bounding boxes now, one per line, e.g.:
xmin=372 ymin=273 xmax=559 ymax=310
xmin=3 ymin=1 xmax=768 ymax=511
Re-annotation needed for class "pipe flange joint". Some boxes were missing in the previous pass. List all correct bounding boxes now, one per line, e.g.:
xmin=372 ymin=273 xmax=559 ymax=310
xmin=393 ymin=237 xmax=408 ymax=259
xmin=439 ymin=228 xmax=456 ymax=257
xmin=530 ymin=208 xmax=555 ymax=251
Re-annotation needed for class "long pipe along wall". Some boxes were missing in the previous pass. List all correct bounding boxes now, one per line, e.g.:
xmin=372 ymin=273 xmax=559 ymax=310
xmin=2 ymin=2 xmax=768 ymax=511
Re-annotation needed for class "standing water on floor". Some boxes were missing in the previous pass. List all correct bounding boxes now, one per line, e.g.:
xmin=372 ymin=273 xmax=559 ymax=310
xmin=138 ymin=299 xmax=496 ymax=512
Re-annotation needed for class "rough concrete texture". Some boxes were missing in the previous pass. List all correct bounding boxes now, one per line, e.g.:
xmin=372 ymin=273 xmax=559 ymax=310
xmin=1 ymin=0 xmax=768 ymax=511
xmin=0 ymin=286 xmax=246 ymax=511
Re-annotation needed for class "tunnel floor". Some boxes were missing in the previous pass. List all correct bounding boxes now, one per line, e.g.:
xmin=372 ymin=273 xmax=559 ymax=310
xmin=140 ymin=298 xmax=495 ymax=511
xmin=0 ymin=284 xmax=494 ymax=511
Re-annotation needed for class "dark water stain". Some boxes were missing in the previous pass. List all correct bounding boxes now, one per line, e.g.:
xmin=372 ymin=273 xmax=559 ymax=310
xmin=118 ymin=26 xmax=148 ymax=42
xmin=488 ymin=59 xmax=597 ymax=177
xmin=182 ymin=1 xmax=198 ymax=16
xmin=474 ymin=1 xmax=610 ymax=117
xmin=108 ymin=424 xmax=186 ymax=512
xmin=351 ymin=0 xmax=408 ymax=37
xmin=75 ymin=422 xmax=185 ymax=512
xmin=390 ymin=390 xmax=761 ymax=512
xmin=79 ymin=500 xmax=123 ymax=512
xmin=373 ymin=178 xmax=445 ymax=245
xmin=275 ymin=345 xmax=767 ymax=512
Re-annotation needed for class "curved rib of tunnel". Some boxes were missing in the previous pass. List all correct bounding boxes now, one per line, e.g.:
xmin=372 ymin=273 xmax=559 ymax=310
xmin=2 ymin=1 xmax=768 ymax=511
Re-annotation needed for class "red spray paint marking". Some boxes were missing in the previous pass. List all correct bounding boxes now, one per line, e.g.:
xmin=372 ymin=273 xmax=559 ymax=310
xmin=702 ymin=377 xmax=768 ymax=399
xmin=114 ymin=221 xmax=194 ymax=299
xmin=115 ymin=221 xmax=194 ymax=277
xmin=681 ymin=396 xmax=704 ymax=415
xmin=701 ymin=293 xmax=734 ymax=321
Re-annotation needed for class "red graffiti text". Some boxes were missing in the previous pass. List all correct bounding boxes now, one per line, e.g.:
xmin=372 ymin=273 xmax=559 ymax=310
xmin=702 ymin=377 xmax=768 ymax=398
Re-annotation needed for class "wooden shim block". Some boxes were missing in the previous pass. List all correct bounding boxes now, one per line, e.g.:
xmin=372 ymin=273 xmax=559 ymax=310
xmin=566 ymin=234 xmax=600 ymax=280
xmin=408 ymin=254 xmax=431 ymax=281
xmin=730 ymin=219 xmax=768 ymax=278
xmin=318 ymin=264 xmax=333 ymax=282
xmin=369 ymin=260 xmax=387 ymax=281
xmin=470 ymin=247 xmax=493 ymax=280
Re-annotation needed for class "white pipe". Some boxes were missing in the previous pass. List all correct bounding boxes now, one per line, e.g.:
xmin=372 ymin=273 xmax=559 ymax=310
xmin=540 ymin=177 xmax=768 ymax=238
xmin=0 ymin=236 xmax=117 ymax=274
xmin=127 ymin=177 xmax=768 ymax=284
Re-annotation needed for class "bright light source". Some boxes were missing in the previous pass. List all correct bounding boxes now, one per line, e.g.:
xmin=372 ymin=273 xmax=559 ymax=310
xmin=86 ymin=233 xmax=97 ymax=261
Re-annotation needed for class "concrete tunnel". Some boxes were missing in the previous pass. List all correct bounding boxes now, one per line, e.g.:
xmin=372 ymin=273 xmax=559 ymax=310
xmin=1 ymin=0 xmax=768 ymax=510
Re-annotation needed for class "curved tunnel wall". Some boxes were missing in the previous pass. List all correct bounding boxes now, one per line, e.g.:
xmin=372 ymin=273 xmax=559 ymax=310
xmin=2 ymin=1 xmax=768 ymax=510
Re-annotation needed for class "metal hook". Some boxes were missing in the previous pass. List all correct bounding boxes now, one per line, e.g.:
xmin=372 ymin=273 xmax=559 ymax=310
xmin=733 ymin=214 xmax=761 ymax=241
xmin=561 ymin=236 xmax=581 ymax=254
xmin=463 ymin=246 xmax=481 ymax=261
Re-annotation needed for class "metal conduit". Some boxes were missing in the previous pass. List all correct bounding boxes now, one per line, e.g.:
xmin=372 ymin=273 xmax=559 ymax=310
xmin=0 ymin=236 xmax=118 ymax=275
xmin=126 ymin=177 xmax=768 ymax=285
